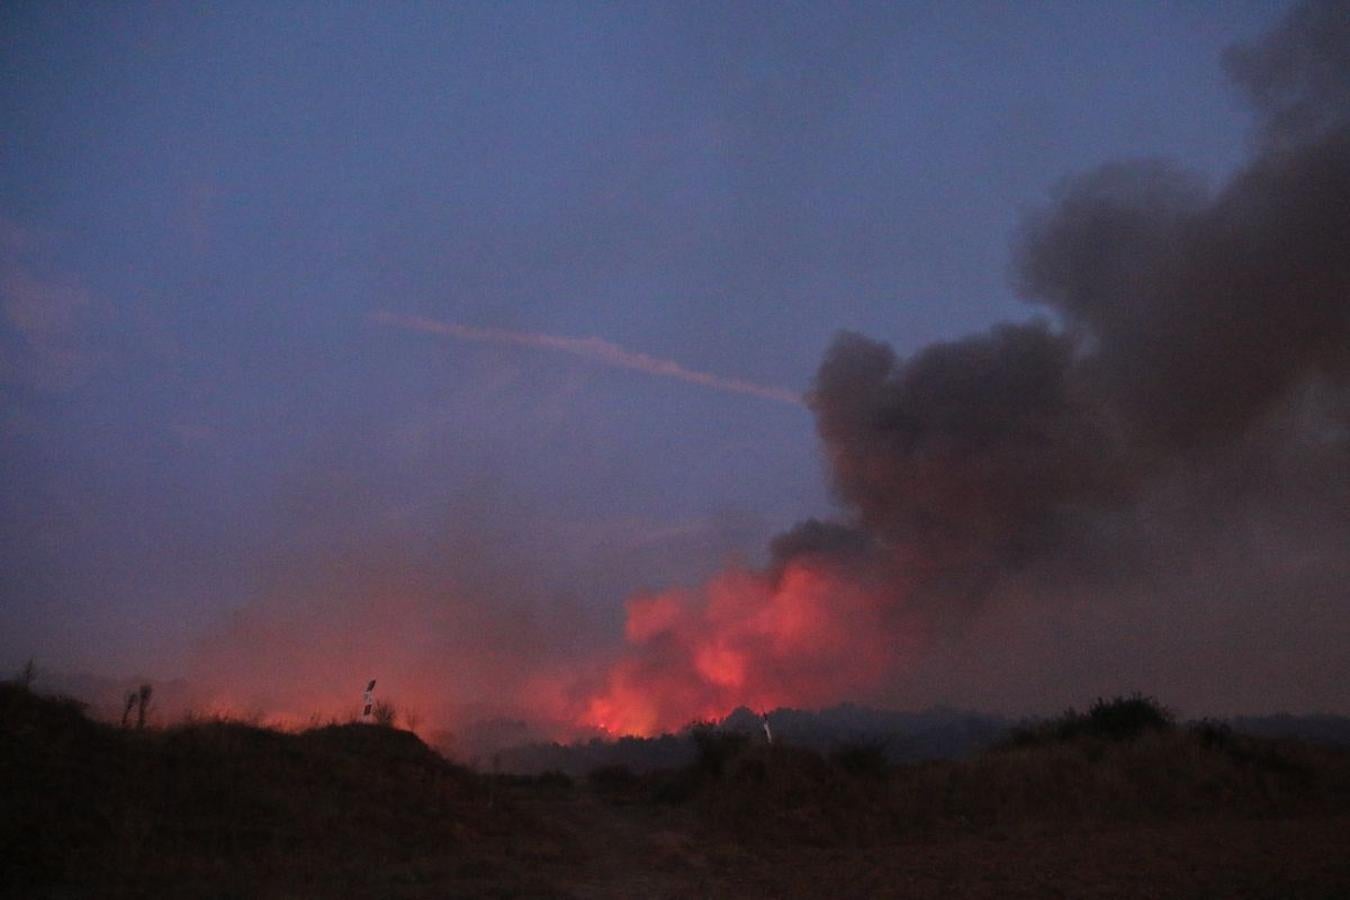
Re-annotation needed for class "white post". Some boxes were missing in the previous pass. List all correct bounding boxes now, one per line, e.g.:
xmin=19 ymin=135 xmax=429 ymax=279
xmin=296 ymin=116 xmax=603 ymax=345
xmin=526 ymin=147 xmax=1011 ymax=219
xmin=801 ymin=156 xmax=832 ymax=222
xmin=362 ymin=679 xmax=377 ymax=719
xmin=761 ymin=711 xmax=773 ymax=744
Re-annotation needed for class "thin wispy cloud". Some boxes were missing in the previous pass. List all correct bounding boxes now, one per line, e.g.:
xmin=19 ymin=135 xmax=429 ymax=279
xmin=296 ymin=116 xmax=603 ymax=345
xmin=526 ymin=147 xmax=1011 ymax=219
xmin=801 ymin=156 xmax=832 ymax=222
xmin=371 ymin=310 xmax=804 ymax=407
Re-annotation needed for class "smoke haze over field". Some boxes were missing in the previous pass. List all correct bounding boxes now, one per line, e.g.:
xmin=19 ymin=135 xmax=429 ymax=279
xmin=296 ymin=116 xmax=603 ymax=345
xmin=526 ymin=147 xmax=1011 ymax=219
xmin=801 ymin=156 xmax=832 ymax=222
xmin=2 ymin=2 xmax=1346 ymax=736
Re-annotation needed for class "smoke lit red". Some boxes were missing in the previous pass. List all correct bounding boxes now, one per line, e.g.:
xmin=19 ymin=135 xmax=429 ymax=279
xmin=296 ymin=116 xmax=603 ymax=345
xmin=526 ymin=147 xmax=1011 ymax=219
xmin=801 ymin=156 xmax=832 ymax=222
xmin=579 ymin=560 xmax=910 ymax=736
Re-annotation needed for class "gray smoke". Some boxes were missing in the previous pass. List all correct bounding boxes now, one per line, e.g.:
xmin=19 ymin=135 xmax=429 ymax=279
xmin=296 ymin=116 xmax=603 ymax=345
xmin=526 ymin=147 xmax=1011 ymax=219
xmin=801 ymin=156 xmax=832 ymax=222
xmin=778 ymin=0 xmax=1350 ymax=711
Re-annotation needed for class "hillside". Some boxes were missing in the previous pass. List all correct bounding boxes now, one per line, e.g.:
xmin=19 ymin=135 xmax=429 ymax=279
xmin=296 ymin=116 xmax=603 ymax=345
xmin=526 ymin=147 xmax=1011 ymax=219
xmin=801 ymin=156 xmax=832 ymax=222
xmin=0 ymin=681 xmax=548 ymax=897
xmin=4 ymin=685 xmax=1350 ymax=898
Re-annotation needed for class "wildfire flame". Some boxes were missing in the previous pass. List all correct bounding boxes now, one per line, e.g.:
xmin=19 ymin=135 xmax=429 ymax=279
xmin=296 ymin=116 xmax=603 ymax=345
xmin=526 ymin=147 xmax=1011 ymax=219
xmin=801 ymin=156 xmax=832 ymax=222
xmin=577 ymin=560 xmax=911 ymax=736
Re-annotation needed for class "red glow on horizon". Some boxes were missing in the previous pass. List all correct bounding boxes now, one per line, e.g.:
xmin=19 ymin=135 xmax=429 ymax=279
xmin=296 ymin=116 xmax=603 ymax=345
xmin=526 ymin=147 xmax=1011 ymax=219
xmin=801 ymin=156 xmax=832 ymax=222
xmin=182 ymin=558 xmax=919 ymax=748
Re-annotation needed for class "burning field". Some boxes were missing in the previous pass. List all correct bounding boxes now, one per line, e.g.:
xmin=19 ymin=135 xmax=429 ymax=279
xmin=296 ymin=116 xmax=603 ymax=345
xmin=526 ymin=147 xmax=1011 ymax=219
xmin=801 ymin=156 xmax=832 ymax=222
xmin=160 ymin=0 xmax=1350 ymax=745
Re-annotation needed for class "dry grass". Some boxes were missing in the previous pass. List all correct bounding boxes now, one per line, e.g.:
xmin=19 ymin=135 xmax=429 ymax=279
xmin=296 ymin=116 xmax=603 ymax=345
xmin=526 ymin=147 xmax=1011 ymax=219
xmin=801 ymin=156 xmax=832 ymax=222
xmin=0 ymin=681 xmax=539 ymax=897
xmin=5 ymin=682 xmax=1349 ymax=898
xmin=643 ymin=706 xmax=1350 ymax=848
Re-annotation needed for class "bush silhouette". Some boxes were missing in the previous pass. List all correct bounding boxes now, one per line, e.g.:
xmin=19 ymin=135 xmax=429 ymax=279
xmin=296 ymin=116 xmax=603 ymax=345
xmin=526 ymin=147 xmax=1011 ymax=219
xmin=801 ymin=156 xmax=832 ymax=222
xmin=689 ymin=722 xmax=749 ymax=778
xmin=1080 ymin=694 xmax=1173 ymax=740
xmin=830 ymin=739 xmax=890 ymax=778
xmin=1192 ymin=718 xmax=1235 ymax=750
xmin=370 ymin=699 xmax=398 ymax=727
xmin=0 ymin=681 xmax=511 ymax=896
xmin=587 ymin=764 xmax=637 ymax=793
xmin=1005 ymin=694 xmax=1174 ymax=747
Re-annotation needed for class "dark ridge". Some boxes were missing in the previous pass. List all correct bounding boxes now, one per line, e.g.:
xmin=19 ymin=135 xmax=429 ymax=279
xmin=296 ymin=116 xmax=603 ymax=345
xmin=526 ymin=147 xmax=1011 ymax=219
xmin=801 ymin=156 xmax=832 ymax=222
xmin=0 ymin=681 xmax=532 ymax=897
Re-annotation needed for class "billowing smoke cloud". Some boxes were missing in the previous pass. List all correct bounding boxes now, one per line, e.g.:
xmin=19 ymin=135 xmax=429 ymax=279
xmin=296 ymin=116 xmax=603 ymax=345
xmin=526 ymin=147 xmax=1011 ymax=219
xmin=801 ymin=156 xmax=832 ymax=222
xmin=582 ymin=0 xmax=1350 ymax=732
xmin=811 ymin=323 xmax=1123 ymax=576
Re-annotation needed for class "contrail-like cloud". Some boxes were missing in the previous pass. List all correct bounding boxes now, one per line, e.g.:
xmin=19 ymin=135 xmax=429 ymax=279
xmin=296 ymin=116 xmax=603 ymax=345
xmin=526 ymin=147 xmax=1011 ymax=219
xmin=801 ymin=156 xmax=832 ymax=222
xmin=371 ymin=310 xmax=804 ymax=407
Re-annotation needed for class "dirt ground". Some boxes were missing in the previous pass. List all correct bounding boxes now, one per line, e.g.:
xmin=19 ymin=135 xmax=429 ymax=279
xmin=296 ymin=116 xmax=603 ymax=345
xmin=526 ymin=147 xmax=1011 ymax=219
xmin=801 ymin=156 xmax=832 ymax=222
xmin=485 ymin=785 xmax=1350 ymax=900
xmin=8 ymin=683 xmax=1347 ymax=899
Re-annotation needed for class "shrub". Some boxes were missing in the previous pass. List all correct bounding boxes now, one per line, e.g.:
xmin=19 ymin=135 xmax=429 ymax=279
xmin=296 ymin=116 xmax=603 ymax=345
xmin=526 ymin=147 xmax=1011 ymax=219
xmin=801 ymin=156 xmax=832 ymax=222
xmin=370 ymin=699 xmax=398 ymax=728
xmin=587 ymin=764 xmax=637 ymax=792
xmin=689 ymin=723 xmax=749 ymax=778
xmin=1192 ymin=718 xmax=1235 ymax=750
xmin=534 ymin=769 xmax=574 ymax=789
xmin=1080 ymin=694 xmax=1173 ymax=740
xmin=830 ymin=739 xmax=890 ymax=778
xmin=1003 ymin=694 xmax=1174 ymax=748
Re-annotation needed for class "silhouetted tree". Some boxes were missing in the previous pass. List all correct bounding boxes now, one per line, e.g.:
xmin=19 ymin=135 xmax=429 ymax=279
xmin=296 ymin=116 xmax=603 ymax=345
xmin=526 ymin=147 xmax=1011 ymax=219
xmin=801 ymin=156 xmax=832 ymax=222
xmin=135 ymin=683 xmax=153 ymax=729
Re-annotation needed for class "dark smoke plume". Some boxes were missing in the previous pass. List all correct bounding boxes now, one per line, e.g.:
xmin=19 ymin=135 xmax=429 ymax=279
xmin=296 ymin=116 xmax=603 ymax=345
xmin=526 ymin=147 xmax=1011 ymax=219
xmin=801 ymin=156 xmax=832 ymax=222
xmin=804 ymin=0 xmax=1348 ymax=551
xmin=776 ymin=0 xmax=1350 ymax=710
xmin=574 ymin=2 xmax=1350 ymax=729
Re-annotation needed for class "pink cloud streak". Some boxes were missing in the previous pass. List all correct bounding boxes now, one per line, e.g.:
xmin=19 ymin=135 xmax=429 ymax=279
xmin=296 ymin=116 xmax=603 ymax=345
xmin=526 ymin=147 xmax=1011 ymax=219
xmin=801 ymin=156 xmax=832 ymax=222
xmin=371 ymin=310 xmax=804 ymax=407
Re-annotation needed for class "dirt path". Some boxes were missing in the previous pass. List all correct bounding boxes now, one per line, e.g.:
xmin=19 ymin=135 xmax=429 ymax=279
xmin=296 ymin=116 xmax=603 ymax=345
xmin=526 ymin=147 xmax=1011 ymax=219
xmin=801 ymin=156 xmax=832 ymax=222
xmin=728 ymin=814 xmax=1350 ymax=899
xmin=492 ymin=789 xmax=1350 ymax=899
xmin=504 ymin=785 xmax=719 ymax=899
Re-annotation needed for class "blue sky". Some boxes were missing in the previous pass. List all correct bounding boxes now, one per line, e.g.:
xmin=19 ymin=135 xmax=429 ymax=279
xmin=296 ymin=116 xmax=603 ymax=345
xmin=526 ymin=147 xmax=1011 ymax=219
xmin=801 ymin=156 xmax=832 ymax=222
xmin=1 ymin=2 xmax=1291 ymax=695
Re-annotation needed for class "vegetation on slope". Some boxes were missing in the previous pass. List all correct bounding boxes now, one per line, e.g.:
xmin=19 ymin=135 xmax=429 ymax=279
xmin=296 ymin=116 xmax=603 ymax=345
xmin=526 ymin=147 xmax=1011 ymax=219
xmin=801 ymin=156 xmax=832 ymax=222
xmin=6 ymin=686 xmax=1349 ymax=898
xmin=0 ymin=681 xmax=536 ymax=897
xmin=604 ymin=696 xmax=1350 ymax=848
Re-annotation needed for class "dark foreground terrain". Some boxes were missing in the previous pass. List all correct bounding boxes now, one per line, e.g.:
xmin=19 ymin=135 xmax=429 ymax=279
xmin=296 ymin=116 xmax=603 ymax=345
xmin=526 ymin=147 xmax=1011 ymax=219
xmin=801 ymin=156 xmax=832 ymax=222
xmin=4 ymin=684 xmax=1349 ymax=898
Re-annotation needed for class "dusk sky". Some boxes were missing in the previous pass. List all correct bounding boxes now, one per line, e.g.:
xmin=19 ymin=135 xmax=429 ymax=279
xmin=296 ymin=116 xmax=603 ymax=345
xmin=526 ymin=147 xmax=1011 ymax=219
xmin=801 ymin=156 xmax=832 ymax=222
xmin=4 ymin=1 xmax=1346 ymax=734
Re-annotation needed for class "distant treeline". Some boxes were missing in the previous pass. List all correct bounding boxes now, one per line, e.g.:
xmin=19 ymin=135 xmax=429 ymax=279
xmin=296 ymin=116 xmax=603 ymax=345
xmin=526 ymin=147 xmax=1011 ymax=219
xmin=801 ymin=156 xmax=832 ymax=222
xmin=490 ymin=703 xmax=1350 ymax=776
